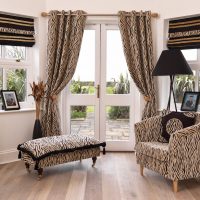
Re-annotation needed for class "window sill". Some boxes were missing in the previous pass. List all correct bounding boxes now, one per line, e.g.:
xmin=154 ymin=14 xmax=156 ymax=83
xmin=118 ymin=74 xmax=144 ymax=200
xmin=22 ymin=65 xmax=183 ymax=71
xmin=0 ymin=108 xmax=35 ymax=114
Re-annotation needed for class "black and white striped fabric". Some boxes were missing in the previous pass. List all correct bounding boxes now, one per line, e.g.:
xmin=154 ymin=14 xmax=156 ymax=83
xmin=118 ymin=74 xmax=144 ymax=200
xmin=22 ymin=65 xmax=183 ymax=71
xmin=167 ymin=15 xmax=200 ymax=49
xmin=18 ymin=134 xmax=106 ymax=160
xmin=0 ymin=13 xmax=35 ymax=47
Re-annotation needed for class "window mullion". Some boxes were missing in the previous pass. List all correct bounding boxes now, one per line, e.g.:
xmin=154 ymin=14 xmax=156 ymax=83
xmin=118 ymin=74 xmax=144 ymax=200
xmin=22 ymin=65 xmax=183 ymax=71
xmin=2 ymin=68 xmax=7 ymax=89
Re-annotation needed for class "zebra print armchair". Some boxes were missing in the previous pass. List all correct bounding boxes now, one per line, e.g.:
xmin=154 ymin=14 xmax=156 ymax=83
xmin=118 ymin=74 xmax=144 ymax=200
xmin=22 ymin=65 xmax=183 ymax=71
xmin=134 ymin=111 xmax=200 ymax=192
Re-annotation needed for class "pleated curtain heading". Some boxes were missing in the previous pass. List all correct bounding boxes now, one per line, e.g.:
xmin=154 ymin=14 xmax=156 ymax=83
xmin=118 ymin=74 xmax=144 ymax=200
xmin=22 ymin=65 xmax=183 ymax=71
xmin=0 ymin=13 xmax=35 ymax=47
xmin=167 ymin=15 xmax=200 ymax=49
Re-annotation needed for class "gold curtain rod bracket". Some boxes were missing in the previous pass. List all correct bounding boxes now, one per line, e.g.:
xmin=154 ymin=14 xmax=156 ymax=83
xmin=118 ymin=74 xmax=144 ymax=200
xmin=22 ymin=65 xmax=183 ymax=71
xmin=41 ymin=11 xmax=159 ymax=18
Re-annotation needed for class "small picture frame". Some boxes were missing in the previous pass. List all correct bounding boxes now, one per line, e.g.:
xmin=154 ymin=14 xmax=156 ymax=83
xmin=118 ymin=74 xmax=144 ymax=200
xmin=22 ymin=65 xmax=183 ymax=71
xmin=181 ymin=91 xmax=199 ymax=112
xmin=1 ymin=90 xmax=20 ymax=111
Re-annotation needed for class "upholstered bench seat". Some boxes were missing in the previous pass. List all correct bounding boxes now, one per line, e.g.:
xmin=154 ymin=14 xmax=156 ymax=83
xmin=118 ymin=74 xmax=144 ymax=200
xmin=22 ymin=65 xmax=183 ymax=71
xmin=17 ymin=134 xmax=106 ymax=179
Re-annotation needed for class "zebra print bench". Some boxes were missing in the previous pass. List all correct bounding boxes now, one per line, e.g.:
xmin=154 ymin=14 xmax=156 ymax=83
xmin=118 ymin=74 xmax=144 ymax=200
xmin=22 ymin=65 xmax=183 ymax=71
xmin=17 ymin=134 xmax=106 ymax=179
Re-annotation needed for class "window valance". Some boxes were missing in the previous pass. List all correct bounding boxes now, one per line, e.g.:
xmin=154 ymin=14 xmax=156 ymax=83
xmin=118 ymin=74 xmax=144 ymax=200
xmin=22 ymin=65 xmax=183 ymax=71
xmin=0 ymin=13 xmax=35 ymax=47
xmin=167 ymin=15 xmax=200 ymax=49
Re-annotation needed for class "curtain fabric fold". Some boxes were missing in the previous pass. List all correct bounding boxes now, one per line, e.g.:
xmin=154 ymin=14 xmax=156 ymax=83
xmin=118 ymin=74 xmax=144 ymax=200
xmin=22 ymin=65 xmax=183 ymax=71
xmin=118 ymin=11 xmax=157 ymax=119
xmin=41 ymin=10 xmax=86 ymax=136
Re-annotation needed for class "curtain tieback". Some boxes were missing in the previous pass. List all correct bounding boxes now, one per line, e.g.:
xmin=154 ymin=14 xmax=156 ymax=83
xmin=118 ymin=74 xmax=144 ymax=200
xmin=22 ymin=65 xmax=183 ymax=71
xmin=50 ymin=94 xmax=57 ymax=102
xmin=144 ymin=95 xmax=151 ymax=102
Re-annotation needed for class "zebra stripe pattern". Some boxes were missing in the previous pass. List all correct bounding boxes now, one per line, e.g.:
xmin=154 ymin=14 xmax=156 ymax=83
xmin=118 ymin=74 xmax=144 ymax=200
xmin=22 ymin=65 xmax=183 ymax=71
xmin=21 ymin=148 xmax=100 ymax=169
xmin=18 ymin=134 xmax=105 ymax=170
xmin=18 ymin=134 xmax=105 ymax=160
xmin=118 ymin=11 xmax=157 ymax=119
xmin=41 ymin=10 xmax=87 ymax=137
xmin=135 ymin=111 xmax=200 ymax=181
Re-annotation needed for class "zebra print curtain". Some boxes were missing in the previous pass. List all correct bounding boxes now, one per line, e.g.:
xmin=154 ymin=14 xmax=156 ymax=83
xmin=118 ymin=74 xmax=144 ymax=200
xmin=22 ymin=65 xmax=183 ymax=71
xmin=41 ymin=10 xmax=86 ymax=136
xmin=118 ymin=11 xmax=157 ymax=119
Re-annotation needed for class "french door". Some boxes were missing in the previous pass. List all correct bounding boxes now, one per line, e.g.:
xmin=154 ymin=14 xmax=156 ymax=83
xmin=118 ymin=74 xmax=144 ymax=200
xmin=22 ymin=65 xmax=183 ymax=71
xmin=65 ymin=23 xmax=140 ymax=151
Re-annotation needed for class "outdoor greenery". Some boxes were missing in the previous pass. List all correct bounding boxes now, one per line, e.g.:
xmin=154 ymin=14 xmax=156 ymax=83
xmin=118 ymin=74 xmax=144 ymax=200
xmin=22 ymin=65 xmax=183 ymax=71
xmin=70 ymin=78 xmax=90 ymax=119
xmin=174 ymin=75 xmax=195 ymax=103
xmin=6 ymin=69 xmax=26 ymax=102
xmin=108 ymin=73 xmax=130 ymax=119
xmin=0 ymin=46 xmax=27 ymax=104
xmin=70 ymin=73 xmax=130 ymax=119
xmin=108 ymin=106 xmax=129 ymax=119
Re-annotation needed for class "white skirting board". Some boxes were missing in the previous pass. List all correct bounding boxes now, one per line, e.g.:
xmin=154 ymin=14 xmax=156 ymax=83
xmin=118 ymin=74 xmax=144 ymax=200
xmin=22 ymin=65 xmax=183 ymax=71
xmin=0 ymin=149 xmax=19 ymax=164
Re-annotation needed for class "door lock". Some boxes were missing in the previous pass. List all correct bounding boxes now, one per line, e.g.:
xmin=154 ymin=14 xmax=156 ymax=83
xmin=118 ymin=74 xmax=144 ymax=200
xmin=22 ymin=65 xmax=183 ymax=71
xmin=96 ymin=84 xmax=100 ymax=98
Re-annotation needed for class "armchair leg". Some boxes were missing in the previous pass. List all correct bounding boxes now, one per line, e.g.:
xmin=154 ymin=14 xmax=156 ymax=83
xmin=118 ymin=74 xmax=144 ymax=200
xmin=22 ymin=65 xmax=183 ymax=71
xmin=173 ymin=180 xmax=178 ymax=192
xmin=140 ymin=165 xmax=144 ymax=176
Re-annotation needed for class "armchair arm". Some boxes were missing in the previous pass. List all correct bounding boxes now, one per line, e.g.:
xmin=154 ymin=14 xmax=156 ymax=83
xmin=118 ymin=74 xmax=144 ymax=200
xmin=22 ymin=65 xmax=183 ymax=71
xmin=168 ymin=123 xmax=200 ymax=180
xmin=135 ymin=115 xmax=162 ymax=146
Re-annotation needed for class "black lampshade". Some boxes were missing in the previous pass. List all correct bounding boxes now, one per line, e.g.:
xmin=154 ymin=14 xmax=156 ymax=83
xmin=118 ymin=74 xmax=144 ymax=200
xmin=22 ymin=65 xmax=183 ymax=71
xmin=152 ymin=49 xmax=193 ymax=76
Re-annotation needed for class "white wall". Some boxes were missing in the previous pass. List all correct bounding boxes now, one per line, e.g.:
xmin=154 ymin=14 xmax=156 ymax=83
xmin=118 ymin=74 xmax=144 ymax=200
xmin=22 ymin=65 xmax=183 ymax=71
xmin=0 ymin=0 xmax=46 ymax=164
xmin=0 ymin=110 xmax=35 ymax=163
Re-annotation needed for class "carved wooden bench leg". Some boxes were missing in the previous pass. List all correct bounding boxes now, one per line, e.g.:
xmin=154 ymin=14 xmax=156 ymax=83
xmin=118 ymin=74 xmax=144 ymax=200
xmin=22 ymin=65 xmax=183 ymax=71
xmin=92 ymin=157 xmax=97 ymax=167
xmin=37 ymin=168 xmax=43 ymax=180
xmin=140 ymin=164 xmax=144 ymax=176
xmin=25 ymin=163 xmax=31 ymax=173
xmin=173 ymin=180 xmax=178 ymax=192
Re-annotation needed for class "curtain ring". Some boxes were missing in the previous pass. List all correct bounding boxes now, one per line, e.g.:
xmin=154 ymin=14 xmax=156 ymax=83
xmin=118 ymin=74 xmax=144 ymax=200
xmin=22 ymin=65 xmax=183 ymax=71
xmin=144 ymin=95 xmax=151 ymax=102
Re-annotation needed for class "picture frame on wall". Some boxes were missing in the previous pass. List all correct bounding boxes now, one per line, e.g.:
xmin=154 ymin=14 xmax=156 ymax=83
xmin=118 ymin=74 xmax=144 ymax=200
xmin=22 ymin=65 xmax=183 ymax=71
xmin=1 ymin=90 xmax=20 ymax=111
xmin=181 ymin=91 xmax=199 ymax=112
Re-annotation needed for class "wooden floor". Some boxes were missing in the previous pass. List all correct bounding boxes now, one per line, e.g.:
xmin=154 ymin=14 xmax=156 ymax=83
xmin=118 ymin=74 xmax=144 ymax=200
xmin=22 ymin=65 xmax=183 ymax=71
xmin=0 ymin=152 xmax=200 ymax=200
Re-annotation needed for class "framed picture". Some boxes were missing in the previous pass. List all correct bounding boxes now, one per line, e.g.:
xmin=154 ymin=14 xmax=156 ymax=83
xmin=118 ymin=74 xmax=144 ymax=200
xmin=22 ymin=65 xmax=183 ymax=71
xmin=181 ymin=91 xmax=199 ymax=112
xmin=1 ymin=90 xmax=20 ymax=111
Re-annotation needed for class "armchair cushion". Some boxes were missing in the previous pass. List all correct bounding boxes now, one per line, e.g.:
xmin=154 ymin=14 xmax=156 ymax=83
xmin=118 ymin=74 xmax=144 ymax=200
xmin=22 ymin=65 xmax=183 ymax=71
xmin=136 ymin=142 xmax=169 ymax=162
xmin=161 ymin=112 xmax=195 ymax=142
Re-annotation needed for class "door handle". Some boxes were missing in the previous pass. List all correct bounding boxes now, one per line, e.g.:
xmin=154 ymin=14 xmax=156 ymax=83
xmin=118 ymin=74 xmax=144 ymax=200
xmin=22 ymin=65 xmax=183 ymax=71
xmin=95 ymin=84 xmax=100 ymax=98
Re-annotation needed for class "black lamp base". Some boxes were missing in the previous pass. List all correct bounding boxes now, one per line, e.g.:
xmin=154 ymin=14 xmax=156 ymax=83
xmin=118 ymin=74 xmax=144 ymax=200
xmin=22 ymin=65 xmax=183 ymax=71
xmin=167 ymin=75 xmax=177 ymax=112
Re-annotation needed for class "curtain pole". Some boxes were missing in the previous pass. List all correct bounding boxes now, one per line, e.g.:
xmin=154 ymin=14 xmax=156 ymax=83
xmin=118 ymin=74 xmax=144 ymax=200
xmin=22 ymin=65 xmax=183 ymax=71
xmin=41 ymin=12 xmax=159 ymax=18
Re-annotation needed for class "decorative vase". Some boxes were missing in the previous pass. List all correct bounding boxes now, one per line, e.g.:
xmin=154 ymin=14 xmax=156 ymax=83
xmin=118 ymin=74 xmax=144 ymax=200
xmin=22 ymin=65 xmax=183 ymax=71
xmin=32 ymin=100 xmax=42 ymax=139
xmin=30 ymin=81 xmax=46 ymax=139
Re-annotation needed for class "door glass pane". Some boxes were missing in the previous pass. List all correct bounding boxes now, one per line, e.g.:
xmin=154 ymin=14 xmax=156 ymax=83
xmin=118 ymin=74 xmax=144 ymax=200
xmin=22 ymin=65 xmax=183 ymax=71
xmin=70 ymin=105 xmax=95 ymax=136
xmin=174 ymin=71 xmax=196 ymax=103
xmin=181 ymin=49 xmax=197 ymax=61
xmin=70 ymin=30 xmax=95 ymax=94
xmin=106 ymin=106 xmax=130 ymax=140
xmin=106 ymin=30 xmax=130 ymax=94
xmin=5 ymin=68 xmax=27 ymax=102
xmin=3 ymin=46 xmax=26 ymax=60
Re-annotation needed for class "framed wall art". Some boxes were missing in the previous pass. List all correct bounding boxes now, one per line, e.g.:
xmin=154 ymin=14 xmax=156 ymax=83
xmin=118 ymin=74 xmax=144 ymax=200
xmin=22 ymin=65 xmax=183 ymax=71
xmin=1 ymin=90 xmax=20 ymax=110
xmin=181 ymin=91 xmax=199 ymax=112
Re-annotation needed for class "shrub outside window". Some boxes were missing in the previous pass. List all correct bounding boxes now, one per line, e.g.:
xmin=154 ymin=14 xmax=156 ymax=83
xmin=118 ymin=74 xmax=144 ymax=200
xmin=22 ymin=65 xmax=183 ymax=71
xmin=0 ymin=45 xmax=33 ymax=108
xmin=174 ymin=49 xmax=199 ymax=105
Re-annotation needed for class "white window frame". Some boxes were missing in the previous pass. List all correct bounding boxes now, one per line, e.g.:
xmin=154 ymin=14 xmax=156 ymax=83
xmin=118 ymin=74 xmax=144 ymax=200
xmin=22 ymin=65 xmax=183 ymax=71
xmin=0 ymin=46 xmax=35 ymax=109
xmin=175 ymin=49 xmax=200 ymax=110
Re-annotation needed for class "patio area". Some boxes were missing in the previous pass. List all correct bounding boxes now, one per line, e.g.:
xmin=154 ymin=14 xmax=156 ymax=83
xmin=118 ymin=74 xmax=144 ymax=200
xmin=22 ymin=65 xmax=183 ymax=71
xmin=71 ymin=112 xmax=129 ymax=140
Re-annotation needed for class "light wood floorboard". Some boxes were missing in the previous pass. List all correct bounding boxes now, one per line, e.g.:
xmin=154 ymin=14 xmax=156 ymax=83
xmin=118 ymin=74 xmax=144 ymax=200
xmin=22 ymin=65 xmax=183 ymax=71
xmin=0 ymin=152 xmax=199 ymax=200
